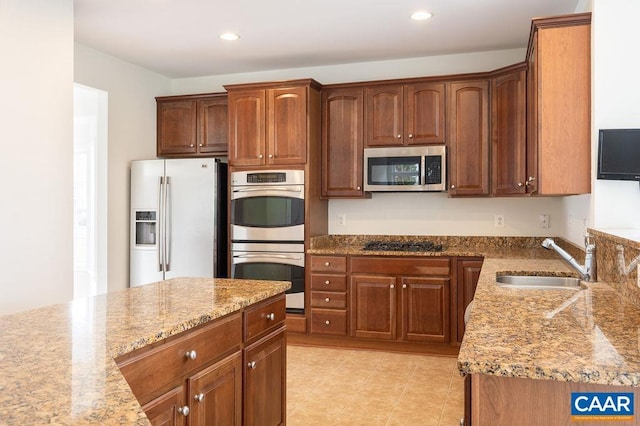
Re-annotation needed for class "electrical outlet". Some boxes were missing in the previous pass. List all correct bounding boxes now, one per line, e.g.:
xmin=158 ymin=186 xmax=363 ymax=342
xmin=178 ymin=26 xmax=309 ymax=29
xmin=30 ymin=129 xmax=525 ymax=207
xmin=494 ymin=214 xmax=504 ymax=228
xmin=539 ymin=214 xmax=550 ymax=229
xmin=338 ymin=214 xmax=346 ymax=227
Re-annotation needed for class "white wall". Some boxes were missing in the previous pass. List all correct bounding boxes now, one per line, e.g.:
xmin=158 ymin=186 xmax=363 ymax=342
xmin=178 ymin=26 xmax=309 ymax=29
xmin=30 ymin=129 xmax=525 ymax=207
xmin=591 ymin=0 xmax=640 ymax=229
xmin=74 ymin=44 xmax=172 ymax=292
xmin=0 ymin=0 xmax=74 ymax=315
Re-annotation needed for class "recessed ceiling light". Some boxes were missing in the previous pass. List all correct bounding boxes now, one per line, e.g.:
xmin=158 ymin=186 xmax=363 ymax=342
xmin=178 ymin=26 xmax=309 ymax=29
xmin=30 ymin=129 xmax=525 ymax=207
xmin=219 ymin=32 xmax=240 ymax=41
xmin=411 ymin=11 xmax=433 ymax=21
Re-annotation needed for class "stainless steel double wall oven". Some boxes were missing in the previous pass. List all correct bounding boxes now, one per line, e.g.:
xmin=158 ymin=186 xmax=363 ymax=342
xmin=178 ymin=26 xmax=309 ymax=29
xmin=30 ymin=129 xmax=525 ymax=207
xmin=230 ymin=170 xmax=305 ymax=313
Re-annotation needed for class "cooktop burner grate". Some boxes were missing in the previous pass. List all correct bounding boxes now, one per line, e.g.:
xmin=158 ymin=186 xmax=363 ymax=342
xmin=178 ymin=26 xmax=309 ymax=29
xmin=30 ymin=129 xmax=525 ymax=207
xmin=362 ymin=240 xmax=444 ymax=252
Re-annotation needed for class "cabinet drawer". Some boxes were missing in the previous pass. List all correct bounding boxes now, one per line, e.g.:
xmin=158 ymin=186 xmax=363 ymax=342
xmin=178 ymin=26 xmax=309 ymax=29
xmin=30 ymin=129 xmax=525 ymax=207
xmin=310 ymin=255 xmax=347 ymax=273
xmin=117 ymin=312 xmax=242 ymax=405
xmin=244 ymin=294 xmax=286 ymax=342
xmin=310 ymin=291 xmax=347 ymax=309
xmin=350 ymin=256 xmax=451 ymax=275
xmin=310 ymin=309 xmax=347 ymax=335
xmin=310 ymin=274 xmax=347 ymax=291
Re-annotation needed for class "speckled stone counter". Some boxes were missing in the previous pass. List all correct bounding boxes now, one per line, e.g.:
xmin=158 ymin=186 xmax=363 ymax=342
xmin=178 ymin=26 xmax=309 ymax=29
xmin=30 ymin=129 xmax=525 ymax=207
xmin=0 ymin=277 xmax=290 ymax=425
xmin=310 ymin=234 xmax=640 ymax=387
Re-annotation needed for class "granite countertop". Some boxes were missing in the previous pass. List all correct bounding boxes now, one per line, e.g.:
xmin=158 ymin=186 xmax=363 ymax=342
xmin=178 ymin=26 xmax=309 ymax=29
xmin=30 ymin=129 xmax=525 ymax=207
xmin=0 ymin=277 xmax=291 ymax=424
xmin=310 ymin=234 xmax=640 ymax=387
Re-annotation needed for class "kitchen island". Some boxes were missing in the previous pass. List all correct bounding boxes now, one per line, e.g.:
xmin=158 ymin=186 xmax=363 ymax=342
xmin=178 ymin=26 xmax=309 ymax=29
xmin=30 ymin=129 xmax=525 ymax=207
xmin=0 ymin=277 xmax=290 ymax=424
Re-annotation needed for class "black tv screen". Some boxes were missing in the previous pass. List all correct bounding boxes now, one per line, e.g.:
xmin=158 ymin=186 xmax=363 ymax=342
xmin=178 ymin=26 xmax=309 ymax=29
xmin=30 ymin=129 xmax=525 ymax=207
xmin=597 ymin=129 xmax=640 ymax=181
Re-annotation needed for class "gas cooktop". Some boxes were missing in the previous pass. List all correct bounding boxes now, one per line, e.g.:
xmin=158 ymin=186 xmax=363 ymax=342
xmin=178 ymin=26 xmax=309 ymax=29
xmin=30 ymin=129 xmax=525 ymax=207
xmin=362 ymin=240 xmax=444 ymax=252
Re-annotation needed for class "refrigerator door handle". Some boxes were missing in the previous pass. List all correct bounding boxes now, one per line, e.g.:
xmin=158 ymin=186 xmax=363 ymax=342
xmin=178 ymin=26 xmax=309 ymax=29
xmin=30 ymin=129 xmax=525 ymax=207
xmin=165 ymin=176 xmax=171 ymax=271
xmin=158 ymin=176 xmax=164 ymax=272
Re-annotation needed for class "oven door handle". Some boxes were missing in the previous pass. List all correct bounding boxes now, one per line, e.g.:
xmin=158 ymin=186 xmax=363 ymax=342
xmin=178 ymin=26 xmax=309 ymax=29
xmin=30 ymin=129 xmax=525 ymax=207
xmin=232 ymin=186 xmax=303 ymax=193
xmin=233 ymin=254 xmax=303 ymax=260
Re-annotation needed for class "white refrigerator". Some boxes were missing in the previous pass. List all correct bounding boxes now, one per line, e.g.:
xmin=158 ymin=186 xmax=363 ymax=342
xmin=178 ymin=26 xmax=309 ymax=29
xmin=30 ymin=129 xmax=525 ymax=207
xmin=130 ymin=158 xmax=227 ymax=287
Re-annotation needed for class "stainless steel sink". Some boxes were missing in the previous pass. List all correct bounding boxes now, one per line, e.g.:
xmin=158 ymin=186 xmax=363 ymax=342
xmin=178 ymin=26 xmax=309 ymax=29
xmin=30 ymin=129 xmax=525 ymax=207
xmin=496 ymin=275 xmax=582 ymax=290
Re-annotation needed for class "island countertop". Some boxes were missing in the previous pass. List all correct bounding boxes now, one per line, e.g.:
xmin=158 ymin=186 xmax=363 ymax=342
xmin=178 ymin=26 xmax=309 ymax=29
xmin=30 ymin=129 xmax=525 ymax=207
xmin=0 ymin=277 xmax=291 ymax=425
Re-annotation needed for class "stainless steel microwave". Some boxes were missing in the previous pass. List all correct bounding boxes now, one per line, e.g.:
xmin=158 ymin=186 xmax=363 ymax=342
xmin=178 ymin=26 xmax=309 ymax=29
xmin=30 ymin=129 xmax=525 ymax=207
xmin=364 ymin=146 xmax=446 ymax=192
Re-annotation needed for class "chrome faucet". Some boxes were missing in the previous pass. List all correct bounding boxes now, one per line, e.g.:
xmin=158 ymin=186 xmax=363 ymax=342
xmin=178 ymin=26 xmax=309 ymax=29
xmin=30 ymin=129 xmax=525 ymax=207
xmin=541 ymin=238 xmax=596 ymax=281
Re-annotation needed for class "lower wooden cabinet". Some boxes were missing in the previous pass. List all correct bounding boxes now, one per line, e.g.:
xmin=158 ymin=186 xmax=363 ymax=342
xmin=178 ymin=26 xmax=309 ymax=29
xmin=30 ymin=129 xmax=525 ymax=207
xmin=116 ymin=294 xmax=286 ymax=426
xmin=456 ymin=258 xmax=483 ymax=343
xmin=309 ymin=255 xmax=348 ymax=336
xmin=243 ymin=327 xmax=286 ymax=426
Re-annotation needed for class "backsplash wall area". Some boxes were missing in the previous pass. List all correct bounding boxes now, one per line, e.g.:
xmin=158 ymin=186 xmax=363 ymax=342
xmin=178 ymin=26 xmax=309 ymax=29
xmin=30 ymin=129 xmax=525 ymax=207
xmin=328 ymin=193 xmax=567 ymax=237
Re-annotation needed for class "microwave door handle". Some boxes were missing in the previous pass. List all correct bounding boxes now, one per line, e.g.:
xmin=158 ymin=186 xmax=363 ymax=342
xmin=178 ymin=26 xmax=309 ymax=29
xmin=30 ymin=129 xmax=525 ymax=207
xmin=233 ymin=254 xmax=303 ymax=260
xmin=232 ymin=186 xmax=303 ymax=193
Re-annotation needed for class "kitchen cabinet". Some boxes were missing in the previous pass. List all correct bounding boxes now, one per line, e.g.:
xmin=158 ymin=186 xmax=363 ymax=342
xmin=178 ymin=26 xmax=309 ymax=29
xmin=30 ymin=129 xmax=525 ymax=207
xmin=156 ymin=94 xmax=228 ymax=157
xmin=447 ymin=80 xmax=490 ymax=196
xmin=309 ymin=255 xmax=348 ymax=336
xmin=226 ymin=80 xmax=321 ymax=167
xmin=321 ymin=87 xmax=365 ymax=198
xmin=349 ymin=257 xmax=451 ymax=343
xmin=116 ymin=294 xmax=286 ymax=426
xmin=456 ymin=257 xmax=483 ymax=344
xmin=364 ymin=82 xmax=446 ymax=147
xmin=491 ymin=65 xmax=527 ymax=196
xmin=526 ymin=13 xmax=591 ymax=195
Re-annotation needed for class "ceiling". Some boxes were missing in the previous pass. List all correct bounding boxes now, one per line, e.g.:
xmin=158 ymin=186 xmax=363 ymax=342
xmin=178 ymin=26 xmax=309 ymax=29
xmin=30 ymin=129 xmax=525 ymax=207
xmin=73 ymin=0 xmax=580 ymax=79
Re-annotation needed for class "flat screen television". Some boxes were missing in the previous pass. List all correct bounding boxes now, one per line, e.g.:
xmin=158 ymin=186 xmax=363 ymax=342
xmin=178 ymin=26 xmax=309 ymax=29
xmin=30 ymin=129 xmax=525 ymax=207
xmin=597 ymin=129 xmax=640 ymax=181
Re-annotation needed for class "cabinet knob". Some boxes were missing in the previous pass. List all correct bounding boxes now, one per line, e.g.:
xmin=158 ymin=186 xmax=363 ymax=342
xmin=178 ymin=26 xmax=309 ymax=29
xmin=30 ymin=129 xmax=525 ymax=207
xmin=325 ymin=320 xmax=331 ymax=325
xmin=408 ymin=134 xmax=414 ymax=138
xmin=266 ymin=312 xmax=275 ymax=321
xmin=324 ymin=280 xmax=330 ymax=285
xmin=526 ymin=176 xmax=536 ymax=186
xmin=189 ymin=144 xmax=194 ymax=148
xmin=517 ymin=182 xmax=524 ymax=187
xmin=396 ymin=134 xmax=402 ymax=139
xmin=402 ymin=284 xmax=407 ymax=289
xmin=390 ymin=284 xmax=395 ymax=289
xmin=248 ymin=361 xmax=257 ymax=369
xmin=194 ymin=393 xmax=204 ymax=402
xmin=258 ymin=154 xmax=263 ymax=159
xmin=356 ymin=186 xmax=361 ymax=190
xmin=185 ymin=350 xmax=197 ymax=360
xmin=269 ymin=154 xmax=273 ymax=158
xmin=199 ymin=143 xmax=203 ymax=147
xmin=450 ymin=185 xmax=456 ymax=189
xmin=324 ymin=262 xmax=330 ymax=266
xmin=178 ymin=406 xmax=190 ymax=416
xmin=325 ymin=297 xmax=330 ymax=302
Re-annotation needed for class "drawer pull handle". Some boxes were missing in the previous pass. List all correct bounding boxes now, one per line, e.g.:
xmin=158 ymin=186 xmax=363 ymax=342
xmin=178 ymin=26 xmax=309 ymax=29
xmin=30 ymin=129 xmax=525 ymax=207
xmin=266 ymin=312 xmax=275 ymax=321
xmin=325 ymin=320 xmax=331 ymax=325
xmin=325 ymin=297 xmax=330 ymax=302
xmin=324 ymin=262 xmax=330 ymax=266
xmin=324 ymin=280 xmax=330 ymax=285
xmin=194 ymin=393 xmax=204 ymax=402
xmin=248 ymin=361 xmax=257 ymax=369
xmin=185 ymin=350 xmax=197 ymax=360
xmin=178 ymin=406 xmax=190 ymax=416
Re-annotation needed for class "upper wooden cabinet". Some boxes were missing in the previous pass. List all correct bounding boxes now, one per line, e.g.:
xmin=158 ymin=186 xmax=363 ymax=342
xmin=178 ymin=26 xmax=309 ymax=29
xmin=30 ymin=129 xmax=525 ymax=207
xmin=491 ymin=65 xmax=527 ymax=196
xmin=526 ymin=13 xmax=591 ymax=195
xmin=447 ymin=80 xmax=490 ymax=196
xmin=226 ymin=79 xmax=321 ymax=167
xmin=364 ymin=82 xmax=446 ymax=147
xmin=321 ymin=87 xmax=365 ymax=198
xmin=156 ymin=93 xmax=228 ymax=158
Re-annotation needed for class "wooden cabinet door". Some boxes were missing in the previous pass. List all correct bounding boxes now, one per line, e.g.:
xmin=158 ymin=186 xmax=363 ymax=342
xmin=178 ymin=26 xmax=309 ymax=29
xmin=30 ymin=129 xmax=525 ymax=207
xmin=267 ymin=86 xmax=307 ymax=165
xmin=189 ymin=351 xmax=242 ymax=426
xmin=365 ymin=85 xmax=403 ymax=147
xmin=456 ymin=258 xmax=483 ymax=343
xmin=198 ymin=97 xmax=228 ymax=155
xmin=400 ymin=276 xmax=450 ymax=343
xmin=228 ymin=89 xmax=266 ymax=166
xmin=405 ymin=83 xmax=446 ymax=145
xmin=157 ymin=100 xmax=197 ymax=156
xmin=244 ymin=327 xmax=286 ymax=426
xmin=447 ymin=80 xmax=490 ymax=196
xmin=350 ymin=275 xmax=396 ymax=340
xmin=491 ymin=68 xmax=527 ymax=195
xmin=142 ymin=385 xmax=187 ymax=426
xmin=526 ymin=34 xmax=539 ymax=195
xmin=321 ymin=88 xmax=365 ymax=197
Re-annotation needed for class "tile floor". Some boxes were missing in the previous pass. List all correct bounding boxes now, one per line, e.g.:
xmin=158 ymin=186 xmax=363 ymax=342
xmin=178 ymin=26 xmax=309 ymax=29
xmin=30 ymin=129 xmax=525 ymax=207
xmin=286 ymin=345 xmax=464 ymax=425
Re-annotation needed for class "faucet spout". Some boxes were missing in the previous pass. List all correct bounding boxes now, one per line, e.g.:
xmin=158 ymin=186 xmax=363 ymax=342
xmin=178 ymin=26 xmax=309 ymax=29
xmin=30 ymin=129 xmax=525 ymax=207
xmin=541 ymin=238 xmax=596 ymax=281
